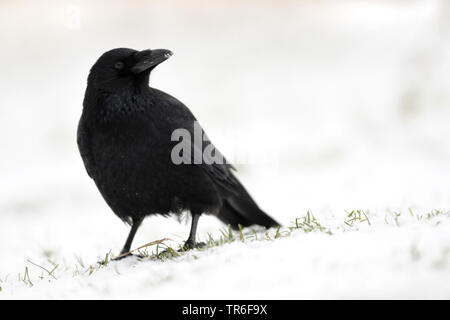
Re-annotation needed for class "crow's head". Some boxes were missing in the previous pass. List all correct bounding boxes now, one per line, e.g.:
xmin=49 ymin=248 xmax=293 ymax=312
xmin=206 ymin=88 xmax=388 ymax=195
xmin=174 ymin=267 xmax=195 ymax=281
xmin=88 ymin=48 xmax=173 ymax=92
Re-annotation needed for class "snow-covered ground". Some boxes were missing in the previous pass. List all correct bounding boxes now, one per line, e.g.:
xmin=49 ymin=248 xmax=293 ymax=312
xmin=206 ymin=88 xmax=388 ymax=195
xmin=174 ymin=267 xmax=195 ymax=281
xmin=1 ymin=0 xmax=450 ymax=299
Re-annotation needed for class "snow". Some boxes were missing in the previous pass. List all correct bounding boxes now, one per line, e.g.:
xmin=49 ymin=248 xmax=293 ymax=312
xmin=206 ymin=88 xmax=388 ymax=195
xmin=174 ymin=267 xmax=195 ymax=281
xmin=1 ymin=0 xmax=450 ymax=299
xmin=1 ymin=210 xmax=449 ymax=299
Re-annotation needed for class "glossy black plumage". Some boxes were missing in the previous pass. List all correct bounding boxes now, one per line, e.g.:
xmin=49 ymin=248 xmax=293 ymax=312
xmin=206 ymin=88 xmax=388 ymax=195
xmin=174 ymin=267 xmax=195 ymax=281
xmin=77 ymin=48 xmax=279 ymax=254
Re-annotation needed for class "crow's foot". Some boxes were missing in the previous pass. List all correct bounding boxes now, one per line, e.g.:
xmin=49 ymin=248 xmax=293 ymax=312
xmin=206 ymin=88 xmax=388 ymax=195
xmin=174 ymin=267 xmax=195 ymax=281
xmin=178 ymin=240 xmax=206 ymax=252
xmin=113 ymin=251 xmax=144 ymax=261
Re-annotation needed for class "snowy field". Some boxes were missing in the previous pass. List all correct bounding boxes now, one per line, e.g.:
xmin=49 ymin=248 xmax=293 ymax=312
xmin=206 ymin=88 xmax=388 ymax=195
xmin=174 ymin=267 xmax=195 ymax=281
xmin=1 ymin=0 xmax=450 ymax=299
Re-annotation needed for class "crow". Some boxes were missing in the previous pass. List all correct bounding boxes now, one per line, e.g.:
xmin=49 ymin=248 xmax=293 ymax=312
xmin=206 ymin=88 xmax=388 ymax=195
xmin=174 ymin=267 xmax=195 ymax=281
xmin=77 ymin=48 xmax=279 ymax=256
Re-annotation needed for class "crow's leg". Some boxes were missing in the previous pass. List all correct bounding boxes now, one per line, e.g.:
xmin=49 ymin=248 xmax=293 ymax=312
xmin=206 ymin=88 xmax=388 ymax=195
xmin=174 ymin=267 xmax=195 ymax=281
xmin=181 ymin=213 xmax=205 ymax=251
xmin=117 ymin=217 xmax=143 ymax=258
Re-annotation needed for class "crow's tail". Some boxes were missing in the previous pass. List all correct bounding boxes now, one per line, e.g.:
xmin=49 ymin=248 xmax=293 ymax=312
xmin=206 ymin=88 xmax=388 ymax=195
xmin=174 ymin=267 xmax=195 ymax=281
xmin=217 ymin=194 xmax=280 ymax=230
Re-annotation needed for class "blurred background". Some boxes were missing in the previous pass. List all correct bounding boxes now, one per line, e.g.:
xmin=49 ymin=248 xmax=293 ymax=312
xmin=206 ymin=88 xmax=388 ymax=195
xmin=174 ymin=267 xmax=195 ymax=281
xmin=1 ymin=0 xmax=450 ymax=277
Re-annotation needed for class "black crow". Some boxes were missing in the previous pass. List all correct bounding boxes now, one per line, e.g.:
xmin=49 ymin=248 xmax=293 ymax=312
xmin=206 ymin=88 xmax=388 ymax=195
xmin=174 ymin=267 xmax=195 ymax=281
xmin=77 ymin=48 xmax=279 ymax=256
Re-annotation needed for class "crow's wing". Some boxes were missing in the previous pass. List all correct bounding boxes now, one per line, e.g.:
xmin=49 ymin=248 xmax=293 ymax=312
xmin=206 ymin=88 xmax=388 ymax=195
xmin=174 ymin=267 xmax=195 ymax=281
xmin=178 ymin=128 xmax=240 ymax=195
xmin=154 ymin=89 xmax=240 ymax=196
xmin=160 ymin=99 xmax=279 ymax=228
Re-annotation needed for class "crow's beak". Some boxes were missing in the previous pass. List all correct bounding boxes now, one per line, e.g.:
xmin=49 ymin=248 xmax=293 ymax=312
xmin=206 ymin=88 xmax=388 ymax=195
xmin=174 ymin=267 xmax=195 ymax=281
xmin=131 ymin=49 xmax=173 ymax=73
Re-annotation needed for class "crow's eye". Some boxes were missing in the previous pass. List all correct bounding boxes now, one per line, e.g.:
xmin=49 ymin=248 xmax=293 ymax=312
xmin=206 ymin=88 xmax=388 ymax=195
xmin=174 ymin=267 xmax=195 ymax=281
xmin=114 ymin=61 xmax=125 ymax=70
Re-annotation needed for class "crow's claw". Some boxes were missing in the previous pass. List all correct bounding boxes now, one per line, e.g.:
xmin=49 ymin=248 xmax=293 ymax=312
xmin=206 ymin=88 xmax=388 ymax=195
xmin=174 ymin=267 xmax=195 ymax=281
xmin=178 ymin=241 xmax=206 ymax=252
xmin=113 ymin=252 xmax=144 ymax=260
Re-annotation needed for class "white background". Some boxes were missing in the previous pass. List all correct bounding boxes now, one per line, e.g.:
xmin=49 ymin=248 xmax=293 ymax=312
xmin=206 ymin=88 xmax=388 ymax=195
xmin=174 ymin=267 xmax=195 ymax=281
xmin=0 ymin=0 xmax=449 ymax=298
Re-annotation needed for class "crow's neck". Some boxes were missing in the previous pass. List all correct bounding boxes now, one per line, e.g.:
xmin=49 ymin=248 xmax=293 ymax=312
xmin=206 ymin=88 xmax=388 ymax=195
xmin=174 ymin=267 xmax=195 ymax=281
xmin=83 ymin=85 xmax=153 ymax=125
